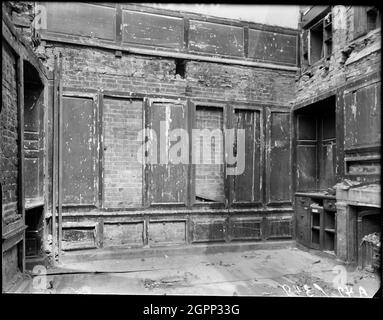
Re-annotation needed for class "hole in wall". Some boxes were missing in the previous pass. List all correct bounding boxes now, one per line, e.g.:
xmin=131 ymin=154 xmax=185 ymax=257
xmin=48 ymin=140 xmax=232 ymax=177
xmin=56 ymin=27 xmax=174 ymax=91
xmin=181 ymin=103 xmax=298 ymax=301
xmin=175 ymin=59 xmax=186 ymax=79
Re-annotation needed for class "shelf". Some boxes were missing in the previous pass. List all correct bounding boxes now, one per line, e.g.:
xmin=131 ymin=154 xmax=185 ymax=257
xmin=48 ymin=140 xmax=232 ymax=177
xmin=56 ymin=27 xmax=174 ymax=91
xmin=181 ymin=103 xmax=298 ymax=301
xmin=325 ymin=228 xmax=335 ymax=233
xmin=25 ymin=198 xmax=44 ymax=210
xmin=312 ymin=226 xmax=320 ymax=230
xmin=295 ymin=192 xmax=335 ymax=200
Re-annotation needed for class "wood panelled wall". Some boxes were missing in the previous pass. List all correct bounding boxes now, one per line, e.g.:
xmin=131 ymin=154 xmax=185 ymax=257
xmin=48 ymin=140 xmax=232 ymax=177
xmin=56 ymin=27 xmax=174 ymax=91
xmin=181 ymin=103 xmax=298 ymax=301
xmin=39 ymin=3 xmax=297 ymax=249
xmin=38 ymin=2 xmax=298 ymax=67
xmin=56 ymin=96 xmax=293 ymax=250
xmin=58 ymin=97 xmax=291 ymax=211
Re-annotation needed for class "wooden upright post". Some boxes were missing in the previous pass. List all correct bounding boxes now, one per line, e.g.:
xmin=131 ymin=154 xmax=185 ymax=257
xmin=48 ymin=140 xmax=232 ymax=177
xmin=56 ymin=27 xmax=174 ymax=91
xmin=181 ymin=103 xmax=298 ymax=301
xmin=58 ymin=53 xmax=63 ymax=261
xmin=52 ymin=55 xmax=58 ymax=263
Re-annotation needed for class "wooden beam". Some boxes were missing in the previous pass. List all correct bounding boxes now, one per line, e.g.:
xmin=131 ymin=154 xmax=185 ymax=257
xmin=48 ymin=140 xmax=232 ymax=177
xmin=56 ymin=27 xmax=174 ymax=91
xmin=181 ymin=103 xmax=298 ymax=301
xmin=98 ymin=92 xmax=104 ymax=208
xmin=17 ymin=54 xmax=26 ymax=273
xmin=302 ymin=6 xmax=330 ymax=29
xmin=143 ymin=98 xmax=150 ymax=208
xmin=226 ymin=103 xmax=234 ymax=207
xmin=2 ymin=10 xmax=49 ymax=79
xmin=52 ymin=55 xmax=58 ymax=263
xmin=57 ymin=53 xmax=63 ymax=260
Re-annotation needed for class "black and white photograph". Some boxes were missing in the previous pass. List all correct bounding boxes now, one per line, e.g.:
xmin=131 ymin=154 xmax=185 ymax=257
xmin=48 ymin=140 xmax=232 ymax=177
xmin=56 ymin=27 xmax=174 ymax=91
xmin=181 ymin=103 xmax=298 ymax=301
xmin=1 ymin=1 xmax=381 ymax=309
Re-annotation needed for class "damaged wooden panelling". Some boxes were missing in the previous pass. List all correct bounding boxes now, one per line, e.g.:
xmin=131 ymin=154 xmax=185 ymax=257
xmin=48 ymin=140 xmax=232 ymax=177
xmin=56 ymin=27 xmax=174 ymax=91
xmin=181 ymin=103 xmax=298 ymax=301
xmin=344 ymin=82 xmax=380 ymax=150
xmin=192 ymin=220 xmax=226 ymax=243
xmin=103 ymin=221 xmax=144 ymax=247
xmin=10 ymin=3 xmax=306 ymax=256
xmin=228 ymin=219 xmax=262 ymax=241
xmin=62 ymin=228 xmax=96 ymax=250
xmin=43 ymin=2 xmax=116 ymax=41
xmin=40 ymin=3 xmax=298 ymax=67
xmin=122 ymin=10 xmax=184 ymax=49
xmin=248 ymin=30 xmax=297 ymax=65
xmin=61 ymin=96 xmax=98 ymax=205
xmin=295 ymin=114 xmax=318 ymax=192
xmin=149 ymin=220 xmax=186 ymax=245
xmin=188 ymin=20 xmax=244 ymax=57
xmin=24 ymin=79 xmax=44 ymax=202
xmin=267 ymin=112 xmax=291 ymax=203
xmin=149 ymin=100 xmax=188 ymax=205
xmin=233 ymin=109 xmax=261 ymax=203
xmin=266 ymin=219 xmax=292 ymax=239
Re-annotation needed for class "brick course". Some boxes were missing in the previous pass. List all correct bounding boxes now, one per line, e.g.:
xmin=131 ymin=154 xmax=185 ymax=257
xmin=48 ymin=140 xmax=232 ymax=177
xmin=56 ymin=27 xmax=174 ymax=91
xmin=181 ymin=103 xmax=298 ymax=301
xmin=1 ymin=42 xmax=20 ymax=225
xmin=103 ymin=98 xmax=143 ymax=208
xmin=42 ymin=44 xmax=296 ymax=106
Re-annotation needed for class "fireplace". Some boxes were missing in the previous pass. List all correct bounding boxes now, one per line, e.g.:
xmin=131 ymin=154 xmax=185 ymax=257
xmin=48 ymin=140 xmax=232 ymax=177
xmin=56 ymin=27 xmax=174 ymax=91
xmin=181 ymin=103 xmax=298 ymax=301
xmin=357 ymin=208 xmax=380 ymax=270
xmin=335 ymin=183 xmax=381 ymax=267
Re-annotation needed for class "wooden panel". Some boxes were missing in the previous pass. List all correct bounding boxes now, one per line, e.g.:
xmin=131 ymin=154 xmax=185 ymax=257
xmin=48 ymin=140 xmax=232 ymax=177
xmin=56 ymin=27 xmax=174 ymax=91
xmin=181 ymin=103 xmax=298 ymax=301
xmin=43 ymin=2 xmax=116 ymax=41
xmin=189 ymin=20 xmax=244 ymax=57
xmin=24 ymin=158 xmax=39 ymax=199
xmin=344 ymin=83 xmax=381 ymax=149
xmin=149 ymin=221 xmax=186 ymax=245
xmin=2 ymin=246 xmax=20 ymax=286
xmin=24 ymin=88 xmax=40 ymax=132
xmin=24 ymin=86 xmax=44 ymax=201
xmin=296 ymin=145 xmax=317 ymax=191
xmin=309 ymin=23 xmax=323 ymax=64
xmin=122 ymin=10 xmax=184 ymax=49
xmin=353 ymin=6 xmax=368 ymax=39
xmin=103 ymin=222 xmax=144 ymax=247
xmin=302 ymin=6 xmax=329 ymax=28
xmin=192 ymin=220 xmax=225 ymax=243
xmin=149 ymin=101 xmax=188 ymax=204
xmin=297 ymin=114 xmax=317 ymax=140
xmin=62 ymin=97 xmax=98 ymax=205
xmin=322 ymin=113 xmax=336 ymax=140
xmin=267 ymin=219 xmax=292 ymax=239
xmin=301 ymin=29 xmax=309 ymax=68
xmin=62 ymin=227 xmax=96 ymax=250
xmin=346 ymin=158 xmax=380 ymax=175
xmin=248 ymin=30 xmax=297 ymax=65
xmin=268 ymin=112 xmax=291 ymax=202
xmin=319 ymin=142 xmax=336 ymax=189
xmin=229 ymin=219 xmax=261 ymax=241
xmin=295 ymin=196 xmax=311 ymax=246
xmin=233 ymin=109 xmax=261 ymax=203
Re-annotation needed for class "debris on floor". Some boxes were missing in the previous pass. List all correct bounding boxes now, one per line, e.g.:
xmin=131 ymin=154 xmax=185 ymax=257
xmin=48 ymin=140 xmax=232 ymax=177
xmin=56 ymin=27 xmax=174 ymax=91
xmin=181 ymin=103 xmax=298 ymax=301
xmin=10 ymin=248 xmax=381 ymax=297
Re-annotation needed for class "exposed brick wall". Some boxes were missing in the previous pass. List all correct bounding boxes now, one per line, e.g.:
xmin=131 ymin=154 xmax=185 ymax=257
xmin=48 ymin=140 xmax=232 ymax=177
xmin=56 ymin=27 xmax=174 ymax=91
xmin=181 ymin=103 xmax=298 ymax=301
xmin=43 ymin=45 xmax=181 ymax=94
xmin=1 ymin=42 xmax=20 ymax=226
xmin=194 ymin=106 xmax=225 ymax=202
xmin=296 ymin=5 xmax=381 ymax=103
xmin=103 ymin=98 xmax=143 ymax=208
xmin=186 ymin=61 xmax=296 ymax=105
xmin=41 ymin=44 xmax=296 ymax=106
